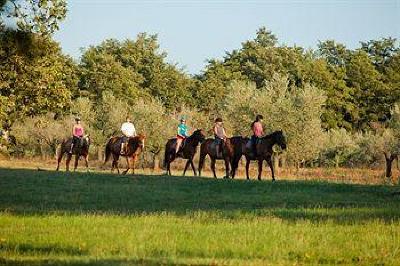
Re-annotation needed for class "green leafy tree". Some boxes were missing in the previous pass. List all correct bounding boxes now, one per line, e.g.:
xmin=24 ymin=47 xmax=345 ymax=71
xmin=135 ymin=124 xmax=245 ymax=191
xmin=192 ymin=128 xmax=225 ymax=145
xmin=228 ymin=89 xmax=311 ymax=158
xmin=0 ymin=0 xmax=67 ymax=36
xmin=0 ymin=31 xmax=78 ymax=123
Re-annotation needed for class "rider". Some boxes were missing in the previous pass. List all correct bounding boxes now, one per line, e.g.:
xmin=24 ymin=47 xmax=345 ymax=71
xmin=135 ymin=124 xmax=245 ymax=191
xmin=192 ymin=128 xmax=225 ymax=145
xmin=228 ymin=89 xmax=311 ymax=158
xmin=176 ymin=116 xmax=189 ymax=155
xmin=213 ymin=117 xmax=227 ymax=155
xmin=70 ymin=117 xmax=85 ymax=154
xmin=121 ymin=116 xmax=136 ymax=155
xmin=251 ymin=114 xmax=264 ymax=155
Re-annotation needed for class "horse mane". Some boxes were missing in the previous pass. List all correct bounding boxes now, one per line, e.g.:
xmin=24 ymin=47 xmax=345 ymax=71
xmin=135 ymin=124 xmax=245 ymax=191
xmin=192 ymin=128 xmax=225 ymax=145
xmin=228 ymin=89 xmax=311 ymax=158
xmin=261 ymin=130 xmax=282 ymax=140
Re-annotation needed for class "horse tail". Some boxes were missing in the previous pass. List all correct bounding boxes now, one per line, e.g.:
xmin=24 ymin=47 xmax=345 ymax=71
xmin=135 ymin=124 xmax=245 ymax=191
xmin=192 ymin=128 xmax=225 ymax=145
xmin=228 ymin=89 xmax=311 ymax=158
xmin=104 ymin=138 xmax=112 ymax=164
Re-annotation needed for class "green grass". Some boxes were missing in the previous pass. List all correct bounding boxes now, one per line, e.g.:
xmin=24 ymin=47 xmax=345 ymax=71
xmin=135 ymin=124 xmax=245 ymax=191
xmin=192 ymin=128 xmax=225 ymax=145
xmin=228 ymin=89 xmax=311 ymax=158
xmin=0 ymin=168 xmax=400 ymax=265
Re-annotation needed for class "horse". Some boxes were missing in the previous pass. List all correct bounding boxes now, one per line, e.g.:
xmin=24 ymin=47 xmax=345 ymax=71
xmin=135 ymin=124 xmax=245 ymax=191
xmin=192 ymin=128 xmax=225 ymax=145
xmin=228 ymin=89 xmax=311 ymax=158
xmin=230 ymin=130 xmax=287 ymax=181
xmin=198 ymin=138 xmax=234 ymax=178
xmin=56 ymin=135 xmax=91 ymax=172
xmin=164 ymin=129 xmax=206 ymax=176
xmin=104 ymin=134 xmax=146 ymax=175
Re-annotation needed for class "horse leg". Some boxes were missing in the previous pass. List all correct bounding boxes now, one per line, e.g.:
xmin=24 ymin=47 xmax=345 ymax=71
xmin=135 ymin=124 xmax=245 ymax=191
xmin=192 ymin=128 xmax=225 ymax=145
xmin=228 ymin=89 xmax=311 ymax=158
xmin=56 ymin=151 xmax=64 ymax=171
xmin=122 ymin=157 xmax=130 ymax=175
xmin=224 ymin=157 xmax=230 ymax=179
xmin=211 ymin=158 xmax=217 ymax=178
xmin=66 ymin=154 xmax=72 ymax=172
xmin=257 ymin=159 xmax=263 ymax=181
xmin=266 ymin=157 xmax=275 ymax=181
xmin=190 ymin=159 xmax=197 ymax=176
xmin=84 ymin=155 xmax=89 ymax=172
xmin=112 ymin=154 xmax=120 ymax=174
xmin=245 ymin=158 xmax=250 ymax=180
xmin=198 ymin=149 xmax=206 ymax=177
xmin=73 ymin=155 xmax=79 ymax=172
xmin=131 ymin=157 xmax=137 ymax=175
xmin=183 ymin=160 xmax=190 ymax=176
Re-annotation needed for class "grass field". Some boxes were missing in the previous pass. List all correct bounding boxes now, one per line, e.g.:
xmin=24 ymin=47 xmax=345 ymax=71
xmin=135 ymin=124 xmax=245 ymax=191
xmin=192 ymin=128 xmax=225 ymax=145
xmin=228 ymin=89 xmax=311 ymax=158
xmin=1 ymin=167 xmax=400 ymax=265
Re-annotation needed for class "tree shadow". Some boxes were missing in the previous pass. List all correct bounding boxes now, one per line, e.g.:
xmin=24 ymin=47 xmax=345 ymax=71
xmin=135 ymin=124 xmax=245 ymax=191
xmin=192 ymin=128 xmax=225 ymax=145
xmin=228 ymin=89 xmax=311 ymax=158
xmin=0 ymin=168 xmax=399 ymax=224
xmin=0 ymin=257 xmax=192 ymax=266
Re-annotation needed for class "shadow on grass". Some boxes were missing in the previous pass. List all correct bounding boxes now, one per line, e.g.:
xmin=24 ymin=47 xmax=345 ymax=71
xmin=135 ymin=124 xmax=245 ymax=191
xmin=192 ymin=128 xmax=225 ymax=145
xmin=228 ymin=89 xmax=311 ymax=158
xmin=0 ymin=257 xmax=190 ymax=266
xmin=0 ymin=168 xmax=399 ymax=223
xmin=0 ymin=242 xmax=87 ymax=256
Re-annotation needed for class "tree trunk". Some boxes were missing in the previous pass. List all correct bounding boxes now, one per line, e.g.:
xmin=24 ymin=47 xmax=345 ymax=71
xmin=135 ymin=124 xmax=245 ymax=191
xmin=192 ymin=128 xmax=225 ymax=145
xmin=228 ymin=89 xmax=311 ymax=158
xmin=385 ymin=153 xmax=397 ymax=178
xmin=97 ymin=147 xmax=103 ymax=162
xmin=153 ymin=153 xmax=160 ymax=171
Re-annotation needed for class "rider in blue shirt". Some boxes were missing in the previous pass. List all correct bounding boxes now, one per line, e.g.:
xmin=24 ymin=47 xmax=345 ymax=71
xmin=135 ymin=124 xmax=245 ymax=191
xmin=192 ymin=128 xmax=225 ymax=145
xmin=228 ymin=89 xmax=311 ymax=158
xmin=176 ymin=116 xmax=189 ymax=155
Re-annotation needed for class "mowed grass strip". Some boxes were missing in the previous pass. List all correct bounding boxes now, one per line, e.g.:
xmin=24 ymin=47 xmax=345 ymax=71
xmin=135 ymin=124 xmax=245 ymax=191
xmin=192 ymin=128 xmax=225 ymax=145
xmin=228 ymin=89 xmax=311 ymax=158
xmin=0 ymin=168 xmax=400 ymax=265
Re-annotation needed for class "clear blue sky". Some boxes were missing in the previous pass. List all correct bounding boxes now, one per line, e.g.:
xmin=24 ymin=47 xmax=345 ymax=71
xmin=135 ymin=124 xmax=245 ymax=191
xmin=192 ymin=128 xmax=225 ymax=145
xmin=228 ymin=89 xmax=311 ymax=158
xmin=54 ymin=0 xmax=400 ymax=74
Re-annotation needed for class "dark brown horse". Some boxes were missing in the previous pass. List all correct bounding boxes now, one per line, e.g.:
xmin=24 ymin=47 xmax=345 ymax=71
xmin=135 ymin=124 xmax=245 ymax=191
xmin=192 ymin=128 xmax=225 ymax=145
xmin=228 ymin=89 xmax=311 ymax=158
xmin=56 ymin=135 xmax=91 ymax=172
xmin=104 ymin=134 xmax=146 ymax=175
xmin=198 ymin=138 xmax=234 ymax=178
xmin=231 ymin=130 xmax=287 ymax=181
xmin=164 ymin=129 xmax=206 ymax=176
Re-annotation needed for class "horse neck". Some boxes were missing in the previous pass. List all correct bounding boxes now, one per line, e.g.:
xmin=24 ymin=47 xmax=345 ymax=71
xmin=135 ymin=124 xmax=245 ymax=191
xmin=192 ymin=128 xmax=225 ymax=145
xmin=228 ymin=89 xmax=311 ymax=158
xmin=187 ymin=134 xmax=200 ymax=146
xmin=261 ymin=134 xmax=277 ymax=148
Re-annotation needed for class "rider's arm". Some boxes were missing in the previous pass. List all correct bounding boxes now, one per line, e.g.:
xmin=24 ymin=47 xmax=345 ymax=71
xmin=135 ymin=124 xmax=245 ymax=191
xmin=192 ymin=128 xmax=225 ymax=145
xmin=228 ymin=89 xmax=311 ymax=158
xmin=213 ymin=125 xmax=218 ymax=136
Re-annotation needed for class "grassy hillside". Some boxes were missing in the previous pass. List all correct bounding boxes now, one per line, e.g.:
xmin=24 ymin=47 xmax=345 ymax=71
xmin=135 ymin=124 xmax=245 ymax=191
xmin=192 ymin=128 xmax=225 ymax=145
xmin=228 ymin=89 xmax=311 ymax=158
xmin=0 ymin=168 xmax=400 ymax=265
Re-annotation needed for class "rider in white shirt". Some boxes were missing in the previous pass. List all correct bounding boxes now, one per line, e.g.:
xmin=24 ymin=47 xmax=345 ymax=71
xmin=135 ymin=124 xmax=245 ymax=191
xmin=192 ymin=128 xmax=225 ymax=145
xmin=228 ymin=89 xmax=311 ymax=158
xmin=121 ymin=117 xmax=136 ymax=155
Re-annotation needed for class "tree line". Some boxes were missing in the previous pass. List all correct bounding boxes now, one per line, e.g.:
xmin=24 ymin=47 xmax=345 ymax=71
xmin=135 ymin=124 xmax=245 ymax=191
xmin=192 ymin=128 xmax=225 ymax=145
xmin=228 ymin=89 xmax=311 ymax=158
xmin=0 ymin=1 xmax=399 ymax=178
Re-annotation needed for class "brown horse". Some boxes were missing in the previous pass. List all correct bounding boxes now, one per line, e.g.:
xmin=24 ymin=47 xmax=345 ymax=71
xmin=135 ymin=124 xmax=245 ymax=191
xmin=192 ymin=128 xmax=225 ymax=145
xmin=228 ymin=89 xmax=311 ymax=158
xmin=164 ymin=129 xmax=206 ymax=176
xmin=104 ymin=134 xmax=146 ymax=175
xmin=198 ymin=138 xmax=234 ymax=178
xmin=56 ymin=135 xmax=91 ymax=172
xmin=231 ymin=130 xmax=287 ymax=181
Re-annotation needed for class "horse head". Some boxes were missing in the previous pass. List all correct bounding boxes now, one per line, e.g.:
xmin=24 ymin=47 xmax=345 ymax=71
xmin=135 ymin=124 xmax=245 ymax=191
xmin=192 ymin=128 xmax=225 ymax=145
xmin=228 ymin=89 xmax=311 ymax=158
xmin=130 ymin=134 xmax=146 ymax=151
xmin=272 ymin=130 xmax=287 ymax=150
xmin=83 ymin=135 xmax=91 ymax=146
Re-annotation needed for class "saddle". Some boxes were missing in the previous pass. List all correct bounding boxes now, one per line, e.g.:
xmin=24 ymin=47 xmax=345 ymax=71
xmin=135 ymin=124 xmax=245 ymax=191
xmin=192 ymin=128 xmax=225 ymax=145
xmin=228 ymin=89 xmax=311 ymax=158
xmin=245 ymin=138 xmax=260 ymax=157
xmin=212 ymin=138 xmax=224 ymax=158
xmin=176 ymin=138 xmax=187 ymax=155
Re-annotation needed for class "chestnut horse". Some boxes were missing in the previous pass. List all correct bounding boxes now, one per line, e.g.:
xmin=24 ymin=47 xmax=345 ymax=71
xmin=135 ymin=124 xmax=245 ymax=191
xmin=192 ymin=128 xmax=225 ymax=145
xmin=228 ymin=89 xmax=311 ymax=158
xmin=230 ymin=130 xmax=287 ymax=181
xmin=56 ymin=135 xmax=91 ymax=172
xmin=104 ymin=134 xmax=146 ymax=175
xmin=198 ymin=138 xmax=234 ymax=178
xmin=164 ymin=129 xmax=206 ymax=176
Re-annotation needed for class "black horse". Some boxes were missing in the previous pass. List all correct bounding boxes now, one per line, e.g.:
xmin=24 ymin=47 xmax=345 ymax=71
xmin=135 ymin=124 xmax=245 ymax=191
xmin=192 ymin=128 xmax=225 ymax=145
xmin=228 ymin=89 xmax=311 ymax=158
xmin=164 ymin=129 xmax=206 ymax=176
xmin=231 ymin=130 xmax=287 ymax=181
xmin=56 ymin=135 xmax=91 ymax=172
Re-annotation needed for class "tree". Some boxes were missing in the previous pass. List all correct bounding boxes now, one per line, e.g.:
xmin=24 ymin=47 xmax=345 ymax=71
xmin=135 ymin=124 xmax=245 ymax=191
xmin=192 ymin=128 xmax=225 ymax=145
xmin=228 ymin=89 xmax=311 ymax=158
xmin=79 ymin=35 xmax=194 ymax=109
xmin=0 ymin=0 xmax=67 ymax=36
xmin=221 ymin=75 xmax=326 ymax=166
xmin=345 ymin=50 xmax=389 ymax=129
xmin=361 ymin=37 xmax=399 ymax=71
xmin=0 ymin=31 xmax=78 ymax=124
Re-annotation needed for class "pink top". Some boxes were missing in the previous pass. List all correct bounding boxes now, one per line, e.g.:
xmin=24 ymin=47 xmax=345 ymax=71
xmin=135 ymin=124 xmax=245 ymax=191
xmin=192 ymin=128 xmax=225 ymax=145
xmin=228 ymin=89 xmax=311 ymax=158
xmin=73 ymin=126 xmax=84 ymax=137
xmin=252 ymin=122 xmax=264 ymax=137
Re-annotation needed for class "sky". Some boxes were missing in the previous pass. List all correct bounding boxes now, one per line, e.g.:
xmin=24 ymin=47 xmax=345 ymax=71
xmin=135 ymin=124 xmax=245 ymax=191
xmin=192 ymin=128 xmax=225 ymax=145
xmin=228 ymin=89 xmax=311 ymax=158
xmin=54 ymin=0 xmax=400 ymax=74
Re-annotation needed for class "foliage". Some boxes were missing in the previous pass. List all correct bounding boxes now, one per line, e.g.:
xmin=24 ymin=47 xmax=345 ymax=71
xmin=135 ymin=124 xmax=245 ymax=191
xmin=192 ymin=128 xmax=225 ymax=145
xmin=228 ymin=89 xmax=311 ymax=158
xmin=0 ymin=0 xmax=67 ymax=36
xmin=0 ymin=31 xmax=77 ymax=124
xmin=79 ymin=35 xmax=194 ymax=109
xmin=222 ymin=75 xmax=326 ymax=165
xmin=11 ymin=113 xmax=70 ymax=156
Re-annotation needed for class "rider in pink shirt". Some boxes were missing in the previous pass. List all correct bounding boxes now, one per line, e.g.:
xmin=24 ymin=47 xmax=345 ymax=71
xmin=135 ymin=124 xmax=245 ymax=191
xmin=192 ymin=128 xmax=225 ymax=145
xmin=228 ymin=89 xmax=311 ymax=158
xmin=70 ymin=117 xmax=84 ymax=154
xmin=251 ymin=115 xmax=264 ymax=155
